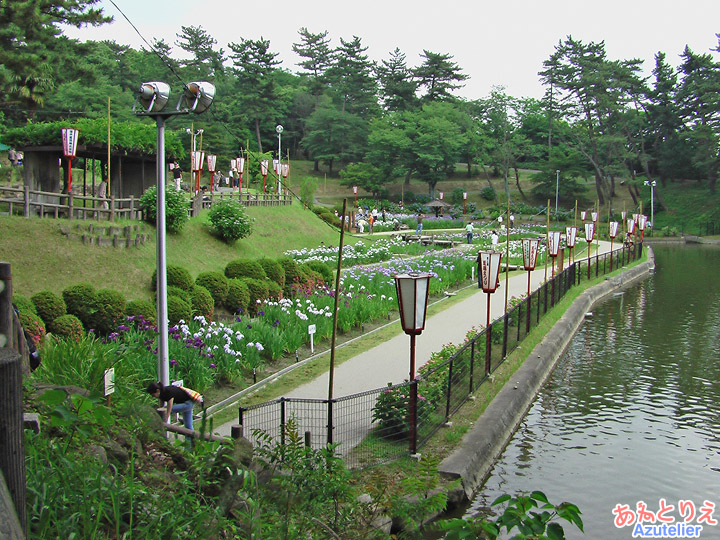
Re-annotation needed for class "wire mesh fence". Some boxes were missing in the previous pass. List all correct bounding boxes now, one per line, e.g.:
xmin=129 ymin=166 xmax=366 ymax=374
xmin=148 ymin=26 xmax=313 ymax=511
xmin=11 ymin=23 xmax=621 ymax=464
xmin=239 ymin=243 xmax=640 ymax=468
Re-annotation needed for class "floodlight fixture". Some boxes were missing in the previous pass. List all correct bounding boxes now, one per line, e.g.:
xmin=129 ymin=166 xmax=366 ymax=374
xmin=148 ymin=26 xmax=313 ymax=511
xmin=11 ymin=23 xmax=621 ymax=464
xmin=177 ymin=81 xmax=215 ymax=113
xmin=135 ymin=81 xmax=171 ymax=113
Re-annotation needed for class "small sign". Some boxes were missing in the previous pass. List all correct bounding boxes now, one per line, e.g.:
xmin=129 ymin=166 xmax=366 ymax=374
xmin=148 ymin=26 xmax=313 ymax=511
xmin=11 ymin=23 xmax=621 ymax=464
xmin=308 ymin=324 xmax=316 ymax=335
xmin=104 ymin=368 xmax=115 ymax=396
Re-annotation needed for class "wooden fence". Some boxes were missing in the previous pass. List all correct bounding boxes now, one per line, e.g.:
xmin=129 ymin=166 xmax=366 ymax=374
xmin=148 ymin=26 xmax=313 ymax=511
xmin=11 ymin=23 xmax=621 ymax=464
xmin=0 ymin=185 xmax=140 ymax=221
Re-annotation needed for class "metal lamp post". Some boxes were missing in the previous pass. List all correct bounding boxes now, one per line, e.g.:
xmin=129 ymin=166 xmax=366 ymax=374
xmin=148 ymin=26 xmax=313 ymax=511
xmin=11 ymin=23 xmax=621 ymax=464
xmin=521 ymin=238 xmax=540 ymax=333
xmin=555 ymin=169 xmax=560 ymax=218
xmin=61 ymin=128 xmax=79 ymax=195
xmin=133 ymin=80 xmax=215 ymax=386
xmin=644 ymin=180 xmax=656 ymax=233
xmin=548 ymin=230 xmax=561 ymax=278
xmin=394 ymin=272 xmax=432 ymax=454
xmin=609 ymin=221 xmax=619 ymax=271
xmin=565 ymin=226 xmax=577 ymax=265
xmin=478 ymin=251 xmax=503 ymax=376
xmin=584 ymin=222 xmax=595 ymax=280
xmin=276 ymin=124 xmax=283 ymax=194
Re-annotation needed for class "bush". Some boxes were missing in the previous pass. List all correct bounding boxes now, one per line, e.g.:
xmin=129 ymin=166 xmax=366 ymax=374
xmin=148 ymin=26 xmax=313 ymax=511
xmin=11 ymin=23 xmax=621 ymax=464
xmin=371 ymin=383 xmax=433 ymax=438
xmin=30 ymin=291 xmax=66 ymax=327
xmin=277 ymin=256 xmax=301 ymax=297
xmin=12 ymin=295 xmax=36 ymax=315
xmin=480 ymin=186 xmax=496 ymax=201
xmin=18 ymin=311 xmax=45 ymax=345
xmin=195 ymin=271 xmax=229 ymax=305
xmin=92 ymin=289 xmax=126 ymax=336
xmin=225 ymin=279 xmax=250 ymax=314
xmin=166 ymin=285 xmax=186 ymax=299
xmin=241 ymin=278 xmax=269 ymax=315
xmin=167 ymin=295 xmax=192 ymax=324
xmin=207 ymin=200 xmax=253 ymax=242
xmin=125 ymin=299 xmax=157 ymax=326
xmin=190 ymin=285 xmax=214 ymax=319
xmin=312 ymin=207 xmax=341 ymax=228
xmin=151 ymin=264 xmax=193 ymax=292
xmin=266 ymin=280 xmax=283 ymax=300
xmin=139 ymin=186 xmax=190 ymax=234
xmin=62 ymin=283 xmax=98 ymax=330
xmin=298 ymin=266 xmax=324 ymax=288
xmin=302 ymin=260 xmax=333 ymax=284
xmin=225 ymin=259 xmax=267 ymax=281
xmin=258 ymin=258 xmax=286 ymax=290
xmin=49 ymin=314 xmax=84 ymax=342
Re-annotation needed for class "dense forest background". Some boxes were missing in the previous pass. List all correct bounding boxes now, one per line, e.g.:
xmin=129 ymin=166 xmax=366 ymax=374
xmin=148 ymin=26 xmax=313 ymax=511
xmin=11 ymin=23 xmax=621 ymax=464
xmin=1 ymin=0 xmax=719 ymax=203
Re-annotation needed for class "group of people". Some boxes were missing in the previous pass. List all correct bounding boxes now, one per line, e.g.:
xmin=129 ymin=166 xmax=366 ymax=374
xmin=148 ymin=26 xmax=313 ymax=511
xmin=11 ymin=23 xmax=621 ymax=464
xmin=7 ymin=148 xmax=23 ymax=166
xmin=357 ymin=207 xmax=380 ymax=234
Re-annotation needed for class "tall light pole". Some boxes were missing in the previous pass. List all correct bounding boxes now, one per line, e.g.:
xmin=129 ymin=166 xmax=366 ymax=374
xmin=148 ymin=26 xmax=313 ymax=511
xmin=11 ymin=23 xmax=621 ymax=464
xmin=276 ymin=124 xmax=283 ymax=194
xmin=134 ymin=80 xmax=215 ymax=386
xmin=644 ymin=180 xmax=656 ymax=233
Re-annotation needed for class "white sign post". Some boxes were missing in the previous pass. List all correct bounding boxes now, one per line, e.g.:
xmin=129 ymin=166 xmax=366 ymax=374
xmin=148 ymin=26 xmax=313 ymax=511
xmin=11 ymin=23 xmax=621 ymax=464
xmin=104 ymin=368 xmax=115 ymax=400
xmin=308 ymin=324 xmax=316 ymax=354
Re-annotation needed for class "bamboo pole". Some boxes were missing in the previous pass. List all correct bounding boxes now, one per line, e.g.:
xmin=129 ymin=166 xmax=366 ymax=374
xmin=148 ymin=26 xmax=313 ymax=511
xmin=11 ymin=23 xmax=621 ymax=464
xmin=504 ymin=198 xmax=510 ymax=314
xmin=545 ymin=199 xmax=550 ymax=283
xmin=107 ymin=97 xmax=111 ymax=195
xmin=328 ymin=198 xmax=348 ymax=403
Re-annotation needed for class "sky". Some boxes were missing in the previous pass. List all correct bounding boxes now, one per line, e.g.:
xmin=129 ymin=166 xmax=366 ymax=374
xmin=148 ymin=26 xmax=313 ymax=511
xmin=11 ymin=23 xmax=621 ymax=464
xmin=64 ymin=0 xmax=720 ymax=100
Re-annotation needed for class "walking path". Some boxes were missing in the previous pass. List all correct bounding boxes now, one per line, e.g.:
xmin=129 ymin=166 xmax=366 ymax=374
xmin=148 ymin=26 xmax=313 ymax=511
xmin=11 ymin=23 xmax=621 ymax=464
xmin=212 ymin=239 xmax=614 ymax=438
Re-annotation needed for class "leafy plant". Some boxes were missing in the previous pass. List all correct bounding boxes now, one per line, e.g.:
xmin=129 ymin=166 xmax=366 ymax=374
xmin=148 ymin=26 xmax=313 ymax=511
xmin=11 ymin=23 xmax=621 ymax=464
xmin=190 ymin=285 xmax=214 ymax=319
xmin=48 ymin=314 xmax=84 ymax=341
xmin=435 ymin=490 xmax=583 ymax=539
xmin=139 ymin=186 xmax=190 ymax=234
xmin=207 ymin=199 xmax=253 ymax=242
xmin=372 ymin=382 xmax=433 ymax=438
xmin=195 ymin=271 xmax=229 ymax=305
xmin=92 ymin=288 xmax=126 ymax=336
xmin=62 ymin=283 xmax=98 ymax=330
xmin=151 ymin=264 xmax=194 ymax=292
xmin=30 ymin=290 xmax=66 ymax=327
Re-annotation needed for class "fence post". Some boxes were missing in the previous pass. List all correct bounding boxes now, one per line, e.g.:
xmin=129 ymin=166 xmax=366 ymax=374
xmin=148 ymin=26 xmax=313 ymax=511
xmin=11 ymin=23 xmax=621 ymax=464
xmin=502 ymin=312 xmax=509 ymax=359
xmin=23 ymin=185 xmax=29 ymax=218
xmin=110 ymin=196 xmax=116 ymax=222
xmin=0 ymin=263 xmax=27 ymax=537
xmin=68 ymin=193 xmax=74 ymax=219
xmin=280 ymin=397 xmax=286 ymax=448
xmin=130 ymin=195 xmax=135 ymax=220
xmin=468 ymin=342 xmax=475 ymax=394
xmin=326 ymin=399 xmax=334 ymax=446
xmin=445 ymin=357 xmax=454 ymax=420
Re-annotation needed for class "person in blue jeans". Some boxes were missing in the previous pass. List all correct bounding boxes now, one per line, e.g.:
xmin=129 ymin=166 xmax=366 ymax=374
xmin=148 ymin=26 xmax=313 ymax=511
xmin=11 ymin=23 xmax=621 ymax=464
xmin=146 ymin=382 xmax=198 ymax=431
xmin=465 ymin=222 xmax=474 ymax=243
xmin=416 ymin=213 xmax=424 ymax=234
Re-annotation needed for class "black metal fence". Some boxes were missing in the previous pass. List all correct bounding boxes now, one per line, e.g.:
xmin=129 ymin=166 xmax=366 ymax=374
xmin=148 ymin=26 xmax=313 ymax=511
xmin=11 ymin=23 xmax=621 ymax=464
xmin=239 ymin=243 xmax=641 ymax=468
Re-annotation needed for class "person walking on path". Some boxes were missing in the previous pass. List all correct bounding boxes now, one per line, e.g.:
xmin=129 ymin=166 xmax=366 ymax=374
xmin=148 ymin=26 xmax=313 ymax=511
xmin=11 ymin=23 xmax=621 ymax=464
xmin=491 ymin=230 xmax=499 ymax=250
xmin=97 ymin=177 xmax=109 ymax=209
xmin=146 ymin=382 xmax=203 ymax=431
xmin=171 ymin=162 xmax=182 ymax=191
xmin=465 ymin=222 xmax=474 ymax=244
xmin=416 ymin=213 xmax=424 ymax=234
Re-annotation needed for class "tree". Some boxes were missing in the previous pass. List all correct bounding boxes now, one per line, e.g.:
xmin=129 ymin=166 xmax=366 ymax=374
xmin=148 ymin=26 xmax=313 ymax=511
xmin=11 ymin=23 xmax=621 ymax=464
xmin=292 ymin=27 xmax=333 ymax=100
xmin=175 ymin=25 xmax=224 ymax=80
xmin=376 ymin=48 xmax=418 ymax=112
xmin=228 ymin=37 xmax=282 ymax=153
xmin=413 ymin=50 xmax=468 ymax=102
xmin=0 ymin=0 xmax=111 ymax=110
xmin=339 ymin=162 xmax=388 ymax=199
xmin=326 ymin=36 xmax=378 ymax=119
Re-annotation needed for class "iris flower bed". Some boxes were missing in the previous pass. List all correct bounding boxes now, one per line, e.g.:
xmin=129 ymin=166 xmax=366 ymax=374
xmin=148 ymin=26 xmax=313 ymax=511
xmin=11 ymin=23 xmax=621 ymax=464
xmin=58 ymin=250 xmax=476 ymax=393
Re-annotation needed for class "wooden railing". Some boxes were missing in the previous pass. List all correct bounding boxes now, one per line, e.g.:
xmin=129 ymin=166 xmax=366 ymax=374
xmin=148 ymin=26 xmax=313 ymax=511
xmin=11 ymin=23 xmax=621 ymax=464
xmin=0 ymin=185 xmax=140 ymax=222
xmin=199 ymin=190 xmax=293 ymax=209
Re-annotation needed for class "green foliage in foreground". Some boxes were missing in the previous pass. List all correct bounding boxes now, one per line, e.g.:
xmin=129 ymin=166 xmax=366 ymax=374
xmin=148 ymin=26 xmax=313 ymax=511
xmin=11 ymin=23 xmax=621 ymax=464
xmin=139 ymin=186 xmax=190 ymax=234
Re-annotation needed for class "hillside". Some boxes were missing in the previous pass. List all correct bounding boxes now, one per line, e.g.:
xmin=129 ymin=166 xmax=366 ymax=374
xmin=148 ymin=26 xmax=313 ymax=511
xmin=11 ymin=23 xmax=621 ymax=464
xmin=0 ymin=203 xmax=350 ymax=300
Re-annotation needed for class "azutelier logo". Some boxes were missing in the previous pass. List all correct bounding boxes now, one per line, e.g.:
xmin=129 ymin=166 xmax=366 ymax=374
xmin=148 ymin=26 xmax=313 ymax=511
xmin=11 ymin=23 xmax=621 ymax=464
xmin=612 ymin=500 xmax=717 ymax=538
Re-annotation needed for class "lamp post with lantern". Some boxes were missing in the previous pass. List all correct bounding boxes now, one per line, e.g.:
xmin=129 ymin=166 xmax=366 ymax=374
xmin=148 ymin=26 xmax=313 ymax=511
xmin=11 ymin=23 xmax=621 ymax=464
xmin=260 ymin=160 xmax=269 ymax=193
xmin=521 ymin=238 xmax=540 ymax=333
xmin=548 ymin=230 xmax=561 ymax=278
xmin=644 ymin=180 xmax=656 ymax=233
xmin=61 ymin=128 xmax=79 ymax=196
xmin=353 ymin=185 xmax=358 ymax=207
xmin=478 ymin=251 xmax=503 ymax=376
xmin=565 ymin=226 xmax=577 ymax=265
xmin=133 ymin=80 xmax=214 ymax=386
xmin=608 ymin=221 xmax=619 ymax=270
xmin=584 ymin=222 xmax=595 ymax=281
xmin=276 ymin=124 xmax=283 ymax=194
xmin=206 ymin=154 xmax=216 ymax=193
xmin=463 ymin=192 xmax=467 ymax=214
xmin=394 ymin=272 xmax=432 ymax=454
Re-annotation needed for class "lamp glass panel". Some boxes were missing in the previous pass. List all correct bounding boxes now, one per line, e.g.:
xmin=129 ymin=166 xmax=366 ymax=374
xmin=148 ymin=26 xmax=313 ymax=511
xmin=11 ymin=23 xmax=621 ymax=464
xmin=414 ymin=276 xmax=429 ymax=330
xmin=548 ymin=231 xmax=561 ymax=256
xmin=566 ymin=226 xmax=577 ymax=248
xmin=585 ymin=222 xmax=595 ymax=242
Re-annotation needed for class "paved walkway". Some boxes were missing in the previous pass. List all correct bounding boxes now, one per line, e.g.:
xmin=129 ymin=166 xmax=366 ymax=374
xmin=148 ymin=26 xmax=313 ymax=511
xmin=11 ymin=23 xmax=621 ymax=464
xmin=212 ymin=239 xmax=613 ymax=439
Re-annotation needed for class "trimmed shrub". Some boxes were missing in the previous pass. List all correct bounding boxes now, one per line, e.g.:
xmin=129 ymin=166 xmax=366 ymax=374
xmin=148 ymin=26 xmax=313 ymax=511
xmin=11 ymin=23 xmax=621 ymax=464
xmin=302 ymin=261 xmax=333 ymax=284
xmin=18 ymin=311 xmax=45 ymax=345
xmin=167 ymin=286 xmax=186 ymax=299
xmin=167 ymin=295 xmax=192 ymax=324
xmin=195 ymin=271 xmax=229 ymax=305
xmin=277 ymin=256 xmax=301 ymax=297
xmin=480 ymin=186 xmax=496 ymax=201
xmin=258 ymin=258 xmax=286 ymax=289
xmin=225 ymin=259 xmax=267 ymax=281
xmin=190 ymin=285 xmax=214 ymax=319
xmin=207 ymin=200 xmax=253 ymax=242
xmin=266 ymin=280 xmax=282 ymax=300
xmin=125 ymin=299 xmax=157 ymax=326
xmin=92 ymin=289 xmax=127 ymax=336
xmin=49 ymin=314 xmax=84 ymax=342
xmin=241 ymin=278 xmax=269 ymax=315
xmin=151 ymin=264 xmax=193 ymax=292
xmin=62 ymin=283 xmax=98 ymax=330
xmin=12 ymin=295 xmax=36 ymax=315
xmin=139 ymin=185 xmax=190 ymax=234
xmin=225 ymin=279 xmax=250 ymax=315
xmin=296 ymin=267 xmax=324 ymax=294
xmin=31 ymin=291 xmax=66 ymax=327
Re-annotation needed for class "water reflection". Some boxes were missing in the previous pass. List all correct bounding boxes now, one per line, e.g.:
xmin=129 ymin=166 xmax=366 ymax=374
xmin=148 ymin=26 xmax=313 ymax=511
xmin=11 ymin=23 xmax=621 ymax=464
xmin=468 ymin=246 xmax=720 ymax=538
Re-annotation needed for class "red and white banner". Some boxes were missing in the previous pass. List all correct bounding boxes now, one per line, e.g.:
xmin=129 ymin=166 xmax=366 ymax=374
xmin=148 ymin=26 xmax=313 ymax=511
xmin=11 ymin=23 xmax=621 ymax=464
xmin=62 ymin=128 xmax=79 ymax=158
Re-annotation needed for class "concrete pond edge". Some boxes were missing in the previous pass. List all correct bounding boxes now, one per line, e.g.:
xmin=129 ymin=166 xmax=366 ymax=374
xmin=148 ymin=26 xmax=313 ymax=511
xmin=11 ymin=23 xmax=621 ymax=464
xmin=438 ymin=248 xmax=657 ymax=502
